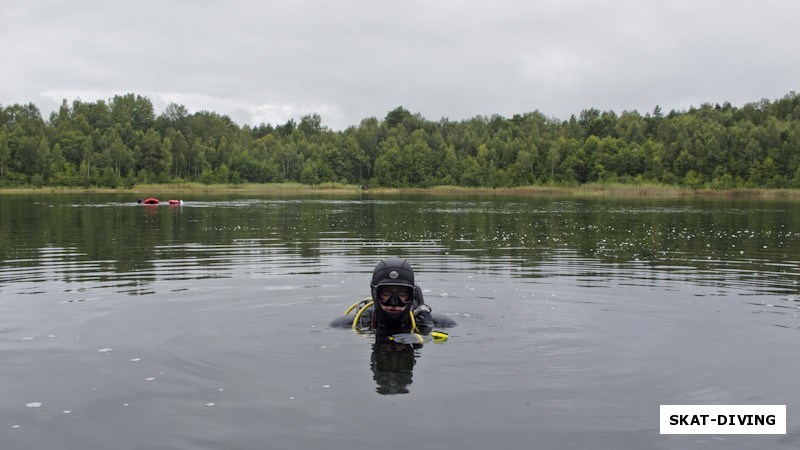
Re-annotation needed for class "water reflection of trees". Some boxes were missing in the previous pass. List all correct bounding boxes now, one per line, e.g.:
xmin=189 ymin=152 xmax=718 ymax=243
xmin=2 ymin=196 xmax=799 ymax=292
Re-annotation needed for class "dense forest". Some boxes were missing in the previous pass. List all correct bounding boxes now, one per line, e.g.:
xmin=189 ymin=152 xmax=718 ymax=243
xmin=1 ymin=92 xmax=799 ymax=189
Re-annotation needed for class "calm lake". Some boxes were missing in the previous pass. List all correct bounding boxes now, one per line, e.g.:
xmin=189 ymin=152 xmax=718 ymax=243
xmin=1 ymin=192 xmax=798 ymax=449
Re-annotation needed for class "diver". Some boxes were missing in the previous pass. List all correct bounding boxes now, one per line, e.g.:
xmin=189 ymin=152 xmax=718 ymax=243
xmin=330 ymin=257 xmax=456 ymax=335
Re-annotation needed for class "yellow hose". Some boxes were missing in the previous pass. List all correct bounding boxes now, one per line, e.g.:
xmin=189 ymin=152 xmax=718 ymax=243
xmin=431 ymin=331 xmax=449 ymax=342
xmin=409 ymin=310 xmax=419 ymax=333
xmin=344 ymin=298 xmax=371 ymax=316
xmin=352 ymin=301 xmax=375 ymax=331
xmin=350 ymin=300 xmax=424 ymax=336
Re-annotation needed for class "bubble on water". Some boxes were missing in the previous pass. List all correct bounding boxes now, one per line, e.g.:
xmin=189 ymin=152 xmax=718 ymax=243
xmin=98 ymin=348 xmax=113 ymax=353
xmin=62 ymin=410 xmax=72 ymax=414
xmin=123 ymin=403 xmax=130 ymax=407
xmin=47 ymin=335 xmax=56 ymax=338
xmin=12 ymin=425 xmax=21 ymax=429
xmin=129 ymin=358 xmax=141 ymax=362
xmin=204 ymin=402 xmax=216 ymax=407
xmin=322 ymin=385 xmax=330 ymax=388
xmin=22 ymin=337 xmax=36 ymax=341
xmin=26 ymin=402 xmax=42 ymax=408
xmin=289 ymin=397 xmax=295 ymax=400
xmin=145 ymin=377 xmax=155 ymax=381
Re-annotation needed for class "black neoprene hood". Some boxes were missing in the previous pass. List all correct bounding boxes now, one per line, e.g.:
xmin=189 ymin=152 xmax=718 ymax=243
xmin=370 ymin=257 xmax=415 ymax=289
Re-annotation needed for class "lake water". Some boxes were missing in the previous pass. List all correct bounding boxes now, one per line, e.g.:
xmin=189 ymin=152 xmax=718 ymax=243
xmin=0 ymin=193 xmax=798 ymax=449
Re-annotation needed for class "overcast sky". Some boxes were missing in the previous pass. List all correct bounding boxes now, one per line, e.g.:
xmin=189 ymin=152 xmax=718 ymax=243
xmin=2 ymin=0 xmax=798 ymax=130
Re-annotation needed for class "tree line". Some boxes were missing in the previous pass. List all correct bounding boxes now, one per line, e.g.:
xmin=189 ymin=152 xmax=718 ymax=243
xmin=1 ymin=92 xmax=799 ymax=189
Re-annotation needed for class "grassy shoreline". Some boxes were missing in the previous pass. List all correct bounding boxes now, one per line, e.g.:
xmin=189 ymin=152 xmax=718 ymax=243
xmin=2 ymin=182 xmax=800 ymax=199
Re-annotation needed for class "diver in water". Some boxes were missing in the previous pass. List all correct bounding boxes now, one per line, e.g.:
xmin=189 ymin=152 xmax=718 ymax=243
xmin=330 ymin=257 xmax=456 ymax=334
xmin=333 ymin=257 xmax=456 ymax=394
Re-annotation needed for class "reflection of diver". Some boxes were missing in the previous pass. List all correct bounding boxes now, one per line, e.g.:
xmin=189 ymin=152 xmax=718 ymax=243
xmin=371 ymin=335 xmax=419 ymax=395
xmin=330 ymin=257 xmax=456 ymax=336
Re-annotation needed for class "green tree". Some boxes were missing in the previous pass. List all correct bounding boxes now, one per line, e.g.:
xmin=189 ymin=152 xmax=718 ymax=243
xmin=385 ymin=107 xmax=412 ymax=129
xmin=300 ymin=159 xmax=322 ymax=185
xmin=14 ymin=135 xmax=45 ymax=178
xmin=110 ymin=93 xmax=155 ymax=131
xmin=139 ymin=129 xmax=164 ymax=175
xmin=341 ymin=134 xmax=368 ymax=182
xmin=459 ymin=156 xmax=481 ymax=187
xmin=546 ymin=143 xmax=561 ymax=182
xmin=354 ymin=117 xmax=382 ymax=179
xmin=615 ymin=110 xmax=646 ymax=144
xmin=298 ymin=114 xmax=324 ymax=136
xmin=512 ymin=149 xmax=536 ymax=184
xmin=0 ymin=127 xmax=9 ymax=177
xmin=373 ymin=138 xmax=404 ymax=187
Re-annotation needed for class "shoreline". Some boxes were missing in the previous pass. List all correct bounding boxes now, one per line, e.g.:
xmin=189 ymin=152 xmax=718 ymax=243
xmin=2 ymin=182 xmax=800 ymax=200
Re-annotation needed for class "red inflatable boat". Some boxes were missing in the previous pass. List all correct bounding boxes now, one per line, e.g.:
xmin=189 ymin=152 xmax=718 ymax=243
xmin=138 ymin=198 xmax=183 ymax=205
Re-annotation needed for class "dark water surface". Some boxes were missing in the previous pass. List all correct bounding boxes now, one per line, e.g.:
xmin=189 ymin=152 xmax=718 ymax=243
xmin=1 ymin=193 xmax=798 ymax=449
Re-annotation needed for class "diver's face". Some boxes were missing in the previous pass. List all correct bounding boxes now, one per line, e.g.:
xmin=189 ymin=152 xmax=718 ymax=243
xmin=378 ymin=286 xmax=411 ymax=313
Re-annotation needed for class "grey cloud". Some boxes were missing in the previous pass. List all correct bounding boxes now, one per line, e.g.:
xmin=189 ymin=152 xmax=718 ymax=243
xmin=2 ymin=0 xmax=798 ymax=129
